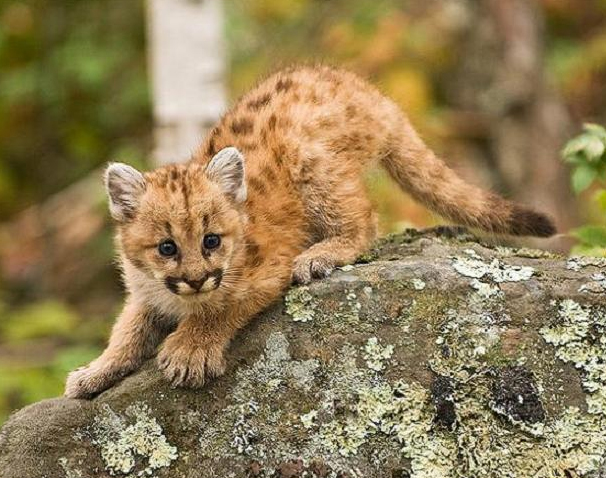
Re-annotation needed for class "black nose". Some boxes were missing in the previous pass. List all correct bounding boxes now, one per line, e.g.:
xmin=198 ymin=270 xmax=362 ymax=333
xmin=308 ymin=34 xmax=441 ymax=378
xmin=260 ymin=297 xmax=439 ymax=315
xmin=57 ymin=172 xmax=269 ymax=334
xmin=183 ymin=277 xmax=205 ymax=291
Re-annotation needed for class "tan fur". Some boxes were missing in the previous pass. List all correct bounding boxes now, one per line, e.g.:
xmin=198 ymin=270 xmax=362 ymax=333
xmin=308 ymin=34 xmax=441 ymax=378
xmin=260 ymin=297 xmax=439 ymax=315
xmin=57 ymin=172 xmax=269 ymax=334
xmin=65 ymin=66 xmax=555 ymax=397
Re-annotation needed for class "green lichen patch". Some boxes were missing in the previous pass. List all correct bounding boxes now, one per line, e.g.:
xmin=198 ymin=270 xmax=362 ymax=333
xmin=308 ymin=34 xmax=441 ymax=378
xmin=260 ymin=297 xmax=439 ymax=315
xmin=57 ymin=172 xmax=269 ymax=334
xmin=567 ymin=256 xmax=606 ymax=272
xmin=411 ymin=279 xmax=426 ymax=291
xmin=452 ymin=249 xmax=535 ymax=283
xmin=235 ymin=332 xmax=320 ymax=399
xmin=284 ymin=286 xmax=317 ymax=323
xmin=495 ymin=245 xmax=560 ymax=260
xmin=58 ymin=457 xmax=83 ymax=478
xmin=541 ymin=299 xmax=606 ymax=415
xmin=363 ymin=337 xmax=395 ymax=372
xmin=91 ymin=402 xmax=178 ymax=477
xmin=470 ymin=279 xmax=502 ymax=299
xmin=196 ymin=332 xmax=321 ymax=467
xmin=579 ymin=272 xmax=606 ymax=294
xmin=333 ymin=289 xmax=363 ymax=327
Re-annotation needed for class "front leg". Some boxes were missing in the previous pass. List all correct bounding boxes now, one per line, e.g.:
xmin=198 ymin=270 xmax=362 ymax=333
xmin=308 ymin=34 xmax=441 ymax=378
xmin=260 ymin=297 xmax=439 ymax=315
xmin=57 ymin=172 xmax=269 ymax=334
xmin=157 ymin=315 xmax=231 ymax=388
xmin=292 ymin=235 xmax=372 ymax=285
xmin=65 ymin=300 xmax=169 ymax=398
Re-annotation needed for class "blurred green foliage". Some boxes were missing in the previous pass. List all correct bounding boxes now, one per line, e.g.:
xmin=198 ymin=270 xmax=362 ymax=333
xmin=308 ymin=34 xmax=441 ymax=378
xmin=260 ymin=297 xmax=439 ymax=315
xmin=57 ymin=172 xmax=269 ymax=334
xmin=0 ymin=0 xmax=148 ymax=423
xmin=0 ymin=299 xmax=109 ymax=422
xmin=1 ymin=0 xmax=606 ymax=425
xmin=0 ymin=0 xmax=150 ymax=220
xmin=562 ymin=123 xmax=606 ymax=256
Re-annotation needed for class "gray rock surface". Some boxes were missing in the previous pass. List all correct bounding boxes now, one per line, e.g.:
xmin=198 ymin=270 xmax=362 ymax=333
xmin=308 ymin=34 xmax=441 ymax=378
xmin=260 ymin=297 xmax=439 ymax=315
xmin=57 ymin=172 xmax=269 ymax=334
xmin=1 ymin=229 xmax=606 ymax=478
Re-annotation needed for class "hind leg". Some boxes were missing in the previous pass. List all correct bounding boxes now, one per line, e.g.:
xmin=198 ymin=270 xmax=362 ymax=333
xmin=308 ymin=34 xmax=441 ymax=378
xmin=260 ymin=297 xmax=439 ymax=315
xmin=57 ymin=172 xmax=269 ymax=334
xmin=292 ymin=196 xmax=377 ymax=284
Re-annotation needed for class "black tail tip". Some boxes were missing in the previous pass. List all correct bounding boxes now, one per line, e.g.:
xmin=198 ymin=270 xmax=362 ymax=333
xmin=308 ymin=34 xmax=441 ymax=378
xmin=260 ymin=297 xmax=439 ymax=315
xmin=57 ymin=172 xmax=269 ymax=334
xmin=509 ymin=206 xmax=557 ymax=238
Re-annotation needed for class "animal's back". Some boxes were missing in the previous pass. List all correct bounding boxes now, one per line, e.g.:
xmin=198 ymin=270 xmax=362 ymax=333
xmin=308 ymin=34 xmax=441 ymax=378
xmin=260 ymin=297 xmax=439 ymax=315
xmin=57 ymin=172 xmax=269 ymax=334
xmin=195 ymin=65 xmax=555 ymax=247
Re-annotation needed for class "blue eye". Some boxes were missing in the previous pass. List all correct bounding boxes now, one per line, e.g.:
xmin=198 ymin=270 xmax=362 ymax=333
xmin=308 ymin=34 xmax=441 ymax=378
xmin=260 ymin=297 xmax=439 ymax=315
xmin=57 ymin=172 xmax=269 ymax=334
xmin=203 ymin=234 xmax=221 ymax=250
xmin=158 ymin=239 xmax=178 ymax=257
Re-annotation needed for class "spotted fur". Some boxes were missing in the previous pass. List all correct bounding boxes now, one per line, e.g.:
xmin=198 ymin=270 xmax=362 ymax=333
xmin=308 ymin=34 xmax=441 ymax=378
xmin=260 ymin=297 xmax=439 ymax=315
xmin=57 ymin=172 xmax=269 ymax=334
xmin=65 ymin=66 xmax=555 ymax=397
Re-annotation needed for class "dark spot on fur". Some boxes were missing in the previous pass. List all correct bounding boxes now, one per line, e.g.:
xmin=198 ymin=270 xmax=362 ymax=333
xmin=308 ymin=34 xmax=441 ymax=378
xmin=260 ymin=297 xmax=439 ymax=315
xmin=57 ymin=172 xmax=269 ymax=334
xmin=431 ymin=375 xmax=456 ymax=430
xmin=307 ymin=91 xmax=319 ymax=103
xmin=509 ymin=204 xmax=556 ymax=237
xmin=202 ymin=214 xmax=209 ymax=229
xmin=245 ymin=241 xmax=263 ymax=268
xmin=129 ymin=257 xmax=146 ymax=270
xmin=491 ymin=366 xmax=545 ymax=424
xmin=262 ymin=165 xmax=277 ymax=182
xmin=272 ymin=144 xmax=287 ymax=165
xmin=276 ymin=77 xmax=294 ymax=93
xmin=240 ymin=141 xmax=258 ymax=152
xmin=247 ymin=93 xmax=272 ymax=111
xmin=206 ymin=137 xmax=217 ymax=157
xmin=231 ymin=118 xmax=254 ymax=135
xmin=318 ymin=116 xmax=336 ymax=129
xmin=248 ymin=176 xmax=266 ymax=194
xmin=169 ymin=168 xmax=179 ymax=181
xmin=181 ymin=177 xmax=190 ymax=211
xmin=346 ymin=104 xmax=357 ymax=119
xmin=154 ymin=174 xmax=168 ymax=189
xmin=267 ymin=114 xmax=277 ymax=131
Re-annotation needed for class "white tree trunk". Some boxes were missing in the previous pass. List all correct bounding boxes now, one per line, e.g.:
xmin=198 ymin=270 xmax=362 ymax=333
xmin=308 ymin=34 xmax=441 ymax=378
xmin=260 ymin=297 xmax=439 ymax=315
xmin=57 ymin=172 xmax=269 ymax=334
xmin=148 ymin=0 xmax=227 ymax=165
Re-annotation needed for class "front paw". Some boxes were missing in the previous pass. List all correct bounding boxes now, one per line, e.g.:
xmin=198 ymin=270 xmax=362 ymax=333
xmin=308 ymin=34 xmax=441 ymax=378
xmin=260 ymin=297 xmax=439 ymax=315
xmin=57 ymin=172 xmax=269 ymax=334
xmin=64 ymin=363 xmax=123 ymax=399
xmin=157 ymin=336 xmax=226 ymax=389
xmin=292 ymin=253 xmax=335 ymax=285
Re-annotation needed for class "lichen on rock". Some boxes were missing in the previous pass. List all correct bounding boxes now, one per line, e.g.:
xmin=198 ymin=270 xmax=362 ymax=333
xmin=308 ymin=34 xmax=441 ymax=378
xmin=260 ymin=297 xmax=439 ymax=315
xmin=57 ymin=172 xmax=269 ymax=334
xmin=452 ymin=249 xmax=535 ymax=283
xmin=541 ymin=299 xmax=606 ymax=415
xmin=567 ymin=256 xmax=606 ymax=272
xmin=285 ymin=286 xmax=317 ymax=322
xmin=2 ymin=231 xmax=606 ymax=478
xmin=91 ymin=402 xmax=177 ymax=477
xmin=411 ymin=279 xmax=426 ymax=291
xmin=363 ymin=337 xmax=395 ymax=372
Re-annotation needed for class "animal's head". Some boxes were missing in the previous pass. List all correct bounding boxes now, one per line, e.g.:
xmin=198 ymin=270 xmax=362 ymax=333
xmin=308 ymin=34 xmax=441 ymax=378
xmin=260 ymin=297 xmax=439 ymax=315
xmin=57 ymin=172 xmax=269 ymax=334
xmin=104 ymin=147 xmax=247 ymax=300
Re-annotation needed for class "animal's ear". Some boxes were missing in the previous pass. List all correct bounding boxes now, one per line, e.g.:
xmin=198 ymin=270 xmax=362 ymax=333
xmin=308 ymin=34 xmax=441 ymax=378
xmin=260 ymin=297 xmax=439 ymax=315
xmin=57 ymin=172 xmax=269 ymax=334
xmin=205 ymin=147 xmax=247 ymax=203
xmin=104 ymin=163 xmax=146 ymax=222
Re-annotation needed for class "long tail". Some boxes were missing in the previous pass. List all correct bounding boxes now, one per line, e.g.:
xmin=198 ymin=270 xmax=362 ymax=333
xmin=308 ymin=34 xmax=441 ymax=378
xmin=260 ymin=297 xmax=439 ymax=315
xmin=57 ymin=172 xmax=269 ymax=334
xmin=380 ymin=118 xmax=556 ymax=237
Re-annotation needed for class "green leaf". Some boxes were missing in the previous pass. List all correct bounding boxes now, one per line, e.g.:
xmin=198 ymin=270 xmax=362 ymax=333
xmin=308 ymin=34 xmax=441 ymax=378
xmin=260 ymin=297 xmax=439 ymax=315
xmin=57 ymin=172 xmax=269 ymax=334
xmin=584 ymin=135 xmax=606 ymax=160
xmin=563 ymin=152 xmax=586 ymax=165
xmin=572 ymin=164 xmax=598 ymax=193
xmin=562 ymin=125 xmax=606 ymax=163
xmin=584 ymin=123 xmax=606 ymax=139
xmin=562 ymin=135 xmax=591 ymax=160
xmin=571 ymin=225 xmax=606 ymax=247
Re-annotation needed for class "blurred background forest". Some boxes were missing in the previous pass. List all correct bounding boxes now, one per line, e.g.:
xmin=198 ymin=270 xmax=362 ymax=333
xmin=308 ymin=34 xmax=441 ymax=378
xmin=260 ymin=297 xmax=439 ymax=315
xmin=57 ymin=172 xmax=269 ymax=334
xmin=1 ymin=0 xmax=606 ymax=423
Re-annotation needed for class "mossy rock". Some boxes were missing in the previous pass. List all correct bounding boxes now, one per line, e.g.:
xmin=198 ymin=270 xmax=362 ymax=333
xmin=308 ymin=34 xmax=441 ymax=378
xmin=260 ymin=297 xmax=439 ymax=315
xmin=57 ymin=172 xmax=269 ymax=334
xmin=1 ymin=229 xmax=606 ymax=478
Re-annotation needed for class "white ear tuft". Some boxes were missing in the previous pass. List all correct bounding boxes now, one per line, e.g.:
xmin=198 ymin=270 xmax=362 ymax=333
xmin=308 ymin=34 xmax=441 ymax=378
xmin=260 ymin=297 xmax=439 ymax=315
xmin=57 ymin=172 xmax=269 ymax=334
xmin=205 ymin=147 xmax=247 ymax=203
xmin=104 ymin=163 xmax=146 ymax=222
